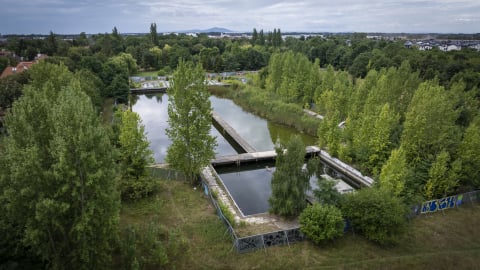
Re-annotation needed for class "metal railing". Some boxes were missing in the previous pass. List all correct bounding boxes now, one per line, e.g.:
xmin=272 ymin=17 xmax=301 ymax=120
xmin=201 ymin=180 xmax=304 ymax=253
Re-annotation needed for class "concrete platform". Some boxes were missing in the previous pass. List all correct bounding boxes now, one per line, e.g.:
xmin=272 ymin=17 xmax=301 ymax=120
xmin=212 ymin=111 xmax=256 ymax=153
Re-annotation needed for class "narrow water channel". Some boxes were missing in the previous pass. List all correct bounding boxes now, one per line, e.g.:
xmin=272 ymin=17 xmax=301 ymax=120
xmin=131 ymin=93 xmax=317 ymax=163
xmin=131 ymin=93 xmax=237 ymax=162
xmin=209 ymin=96 xmax=316 ymax=151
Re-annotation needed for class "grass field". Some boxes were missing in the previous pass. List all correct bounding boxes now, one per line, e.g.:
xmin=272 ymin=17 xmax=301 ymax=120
xmin=133 ymin=70 xmax=161 ymax=77
xmin=120 ymin=179 xmax=480 ymax=269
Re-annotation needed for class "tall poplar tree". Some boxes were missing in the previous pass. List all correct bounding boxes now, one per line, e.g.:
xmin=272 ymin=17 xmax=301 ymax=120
xmin=118 ymin=109 xmax=155 ymax=200
xmin=166 ymin=61 xmax=216 ymax=184
xmin=379 ymin=147 xmax=409 ymax=196
xmin=269 ymin=135 xmax=310 ymax=217
xmin=150 ymin=22 xmax=159 ymax=46
xmin=251 ymin=28 xmax=258 ymax=45
xmin=401 ymin=80 xmax=460 ymax=163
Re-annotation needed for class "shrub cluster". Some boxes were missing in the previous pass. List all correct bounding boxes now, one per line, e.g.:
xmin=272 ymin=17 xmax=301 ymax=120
xmin=299 ymin=204 xmax=344 ymax=244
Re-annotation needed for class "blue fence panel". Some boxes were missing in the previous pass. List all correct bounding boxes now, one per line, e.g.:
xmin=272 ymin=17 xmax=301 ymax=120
xmin=419 ymin=191 xmax=479 ymax=215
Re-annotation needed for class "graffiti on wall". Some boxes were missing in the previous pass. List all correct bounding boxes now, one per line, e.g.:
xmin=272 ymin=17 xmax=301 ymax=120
xmin=421 ymin=195 xmax=463 ymax=214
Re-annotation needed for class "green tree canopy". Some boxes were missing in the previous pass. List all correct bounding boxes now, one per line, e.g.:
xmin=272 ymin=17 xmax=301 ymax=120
xmin=341 ymin=188 xmax=408 ymax=245
xmin=401 ymin=80 xmax=460 ymax=164
xmin=379 ymin=147 xmax=410 ymax=197
xmin=0 ymin=65 xmax=119 ymax=268
xmin=166 ymin=61 xmax=216 ymax=184
xmin=299 ymin=204 xmax=344 ymax=244
xmin=457 ymin=116 xmax=480 ymax=188
xmin=118 ymin=109 xmax=155 ymax=200
xmin=269 ymin=135 xmax=310 ymax=217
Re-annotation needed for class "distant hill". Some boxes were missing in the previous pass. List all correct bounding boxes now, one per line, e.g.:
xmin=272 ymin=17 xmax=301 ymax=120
xmin=178 ymin=27 xmax=234 ymax=33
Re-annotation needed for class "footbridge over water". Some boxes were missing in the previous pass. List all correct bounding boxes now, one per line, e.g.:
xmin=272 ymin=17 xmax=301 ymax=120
xmin=145 ymin=96 xmax=374 ymax=188
xmin=130 ymin=87 xmax=168 ymax=94
xmin=211 ymin=146 xmax=374 ymax=188
xmin=209 ymin=110 xmax=373 ymax=188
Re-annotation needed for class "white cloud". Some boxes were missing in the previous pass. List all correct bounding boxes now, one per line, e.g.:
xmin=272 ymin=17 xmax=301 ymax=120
xmin=1 ymin=0 xmax=479 ymax=34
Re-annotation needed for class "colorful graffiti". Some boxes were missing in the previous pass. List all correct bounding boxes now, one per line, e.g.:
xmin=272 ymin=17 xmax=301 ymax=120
xmin=420 ymin=195 xmax=463 ymax=214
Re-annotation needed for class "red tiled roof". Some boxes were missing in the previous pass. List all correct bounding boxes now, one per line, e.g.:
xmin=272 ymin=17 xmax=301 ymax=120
xmin=0 ymin=53 xmax=48 ymax=79
xmin=0 ymin=61 xmax=35 ymax=79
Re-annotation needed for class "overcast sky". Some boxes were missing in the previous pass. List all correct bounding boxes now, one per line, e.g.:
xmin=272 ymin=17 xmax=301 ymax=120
xmin=1 ymin=0 xmax=479 ymax=34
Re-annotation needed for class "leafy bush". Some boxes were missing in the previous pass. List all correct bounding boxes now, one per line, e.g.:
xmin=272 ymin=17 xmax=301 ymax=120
xmin=157 ymin=66 xmax=172 ymax=76
xmin=299 ymin=204 xmax=344 ymax=244
xmin=341 ymin=188 xmax=408 ymax=245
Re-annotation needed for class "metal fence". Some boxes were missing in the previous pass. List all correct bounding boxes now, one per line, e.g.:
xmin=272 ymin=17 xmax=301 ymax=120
xmin=410 ymin=190 xmax=480 ymax=216
xmin=201 ymin=180 xmax=304 ymax=253
xmin=151 ymin=166 xmax=479 ymax=253
xmin=148 ymin=167 xmax=186 ymax=181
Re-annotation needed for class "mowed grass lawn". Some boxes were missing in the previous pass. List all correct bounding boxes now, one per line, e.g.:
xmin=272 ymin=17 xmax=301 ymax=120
xmin=120 ymin=179 xmax=480 ymax=269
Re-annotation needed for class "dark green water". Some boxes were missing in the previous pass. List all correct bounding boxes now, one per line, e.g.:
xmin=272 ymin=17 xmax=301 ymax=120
xmin=131 ymin=94 xmax=317 ymax=162
xmin=215 ymin=161 xmax=276 ymax=216
xmin=209 ymin=96 xmax=316 ymax=151
xmin=131 ymin=93 xmax=237 ymax=163
xmin=132 ymin=93 xmax=320 ymax=215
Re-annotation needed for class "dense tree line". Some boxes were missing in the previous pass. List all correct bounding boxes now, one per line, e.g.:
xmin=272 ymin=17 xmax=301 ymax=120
xmin=1 ymin=25 xmax=478 ymax=203
xmin=2 ymin=26 xmax=479 ymax=101
xmin=2 ymin=27 xmax=480 ymax=83
xmin=1 ymin=25 xmax=479 ymax=263
xmin=257 ymin=50 xmax=479 ymax=202
xmin=0 ymin=63 xmax=120 ymax=268
xmin=0 ymin=59 xmax=165 ymax=268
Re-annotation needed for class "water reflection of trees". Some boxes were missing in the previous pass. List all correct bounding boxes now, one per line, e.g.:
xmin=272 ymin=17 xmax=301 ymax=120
xmin=130 ymin=94 xmax=140 ymax=106
xmin=130 ymin=93 xmax=165 ymax=106
xmin=154 ymin=93 xmax=164 ymax=103
xmin=267 ymin=122 xmax=316 ymax=147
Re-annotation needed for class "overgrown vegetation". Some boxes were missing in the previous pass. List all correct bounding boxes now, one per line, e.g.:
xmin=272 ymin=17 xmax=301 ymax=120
xmin=299 ymin=204 xmax=344 ymax=244
xmin=166 ymin=61 xmax=217 ymax=184
xmin=269 ymin=135 xmax=310 ymax=217
xmin=341 ymin=188 xmax=409 ymax=246
xmin=218 ymin=201 xmax=235 ymax=227
xmin=0 ymin=63 xmax=120 ymax=269
xmin=2 ymin=27 xmax=480 ymax=268
xmin=119 ymin=177 xmax=480 ymax=269
xmin=256 ymin=50 xmax=479 ymax=204
xmin=117 ymin=109 xmax=156 ymax=200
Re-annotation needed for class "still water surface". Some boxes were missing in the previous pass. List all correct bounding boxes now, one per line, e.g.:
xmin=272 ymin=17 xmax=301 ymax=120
xmin=209 ymin=96 xmax=316 ymax=151
xmin=215 ymin=162 xmax=276 ymax=216
xmin=131 ymin=94 xmax=237 ymax=162
xmin=132 ymin=94 xmax=317 ymax=162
